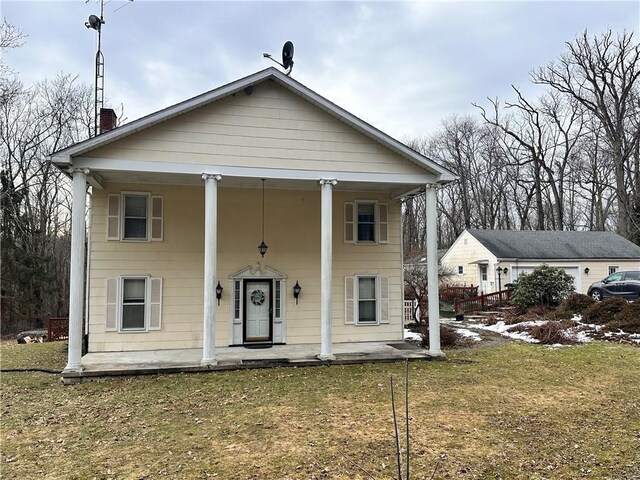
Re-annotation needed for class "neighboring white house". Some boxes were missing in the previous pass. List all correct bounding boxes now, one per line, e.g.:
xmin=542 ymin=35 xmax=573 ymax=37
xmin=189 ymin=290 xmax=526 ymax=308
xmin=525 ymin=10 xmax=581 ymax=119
xmin=441 ymin=229 xmax=640 ymax=294
xmin=49 ymin=68 xmax=456 ymax=377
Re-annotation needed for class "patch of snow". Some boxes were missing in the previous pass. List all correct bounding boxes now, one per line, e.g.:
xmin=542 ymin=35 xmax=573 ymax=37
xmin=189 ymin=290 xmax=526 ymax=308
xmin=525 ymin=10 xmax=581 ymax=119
xmin=403 ymin=328 xmax=422 ymax=341
xmin=473 ymin=320 xmax=544 ymax=343
xmin=455 ymin=328 xmax=482 ymax=342
xmin=573 ymin=330 xmax=593 ymax=343
xmin=575 ymin=317 xmax=602 ymax=331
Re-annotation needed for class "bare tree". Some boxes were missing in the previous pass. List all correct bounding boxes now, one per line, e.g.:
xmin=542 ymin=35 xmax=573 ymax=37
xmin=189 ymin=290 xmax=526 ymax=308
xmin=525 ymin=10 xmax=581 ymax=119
xmin=0 ymin=19 xmax=25 ymax=78
xmin=401 ymin=30 xmax=638 ymax=253
xmin=532 ymin=30 xmax=640 ymax=242
xmin=404 ymin=264 xmax=453 ymax=323
xmin=1 ymin=23 xmax=93 ymax=331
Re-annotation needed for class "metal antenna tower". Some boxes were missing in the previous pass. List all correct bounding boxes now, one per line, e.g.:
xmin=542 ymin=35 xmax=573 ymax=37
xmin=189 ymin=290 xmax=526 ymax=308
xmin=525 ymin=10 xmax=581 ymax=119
xmin=85 ymin=0 xmax=106 ymax=137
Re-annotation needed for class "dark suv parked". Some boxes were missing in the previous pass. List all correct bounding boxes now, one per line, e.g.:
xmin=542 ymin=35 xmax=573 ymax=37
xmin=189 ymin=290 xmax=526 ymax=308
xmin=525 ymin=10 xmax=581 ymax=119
xmin=587 ymin=270 xmax=640 ymax=301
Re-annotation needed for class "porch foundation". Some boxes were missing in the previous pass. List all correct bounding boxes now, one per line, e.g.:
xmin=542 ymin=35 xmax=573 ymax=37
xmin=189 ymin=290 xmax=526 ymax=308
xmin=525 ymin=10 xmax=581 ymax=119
xmin=60 ymin=342 xmax=443 ymax=383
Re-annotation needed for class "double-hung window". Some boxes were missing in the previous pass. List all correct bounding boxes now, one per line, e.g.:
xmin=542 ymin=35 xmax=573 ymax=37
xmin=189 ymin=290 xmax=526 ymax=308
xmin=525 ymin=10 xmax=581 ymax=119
xmin=357 ymin=203 xmax=376 ymax=242
xmin=357 ymin=276 xmax=377 ymax=324
xmin=345 ymin=275 xmax=389 ymax=325
xmin=344 ymin=201 xmax=388 ymax=244
xmin=121 ymin=277 xmax=147 ymax=330
xmin=105 ymin=276 xmax=163 ymax=332
xmin=107 ymin=192 xmax=163 ymax=242
xmin=123 ymin=194 xmax=148 ymax=240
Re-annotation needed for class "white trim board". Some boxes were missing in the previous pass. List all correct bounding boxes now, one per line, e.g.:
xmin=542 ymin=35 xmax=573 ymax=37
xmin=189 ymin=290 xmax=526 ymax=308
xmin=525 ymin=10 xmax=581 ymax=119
xmin=68 ymin=157 xmax=438 ymax=186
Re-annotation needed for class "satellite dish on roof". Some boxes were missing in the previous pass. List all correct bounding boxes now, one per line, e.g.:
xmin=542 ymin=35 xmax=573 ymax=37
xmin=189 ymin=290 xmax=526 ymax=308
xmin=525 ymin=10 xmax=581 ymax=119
xmin=263 ymin=41 xmax=295 ymax=76
xmin=282 ymin=41 xmax=294 ymax=70
xmin=85 ymin=14 xmax=104 ymax=31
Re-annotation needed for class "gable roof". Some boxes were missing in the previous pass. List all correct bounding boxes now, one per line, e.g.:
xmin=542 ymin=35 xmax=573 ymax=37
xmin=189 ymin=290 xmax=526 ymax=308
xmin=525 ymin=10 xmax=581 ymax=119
xmin=403 ymin=250 xmax=447 ymax=265
xmin=467 ymin=229 xmax=640 ymax=260
xmin=49 ymin=68 xmax=456 ymax=183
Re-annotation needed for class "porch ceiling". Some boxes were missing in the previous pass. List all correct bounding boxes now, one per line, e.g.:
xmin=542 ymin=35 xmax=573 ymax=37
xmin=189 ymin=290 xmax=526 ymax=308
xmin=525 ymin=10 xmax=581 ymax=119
xmin=94 ymin=169 xmax=424 ymax=195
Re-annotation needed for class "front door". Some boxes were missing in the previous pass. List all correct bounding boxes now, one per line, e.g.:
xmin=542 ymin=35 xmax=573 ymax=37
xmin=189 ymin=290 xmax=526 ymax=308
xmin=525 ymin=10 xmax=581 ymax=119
xmin=244 ymin=280 xmax=272 ymax=343
xmin=479 ymin=264 xmax=489 ymax=293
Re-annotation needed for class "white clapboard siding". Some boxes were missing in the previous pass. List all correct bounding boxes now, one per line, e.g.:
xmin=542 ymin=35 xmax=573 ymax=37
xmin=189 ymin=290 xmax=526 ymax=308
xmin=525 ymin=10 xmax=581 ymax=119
xmin=88 ymin=82 xmax=428 ymax=177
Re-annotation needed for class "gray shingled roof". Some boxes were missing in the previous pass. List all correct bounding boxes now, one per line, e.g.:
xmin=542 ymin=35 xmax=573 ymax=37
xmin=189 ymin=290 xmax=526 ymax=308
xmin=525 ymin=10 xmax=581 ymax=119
xmin=467 ymin=229 xmax=640 ymax=260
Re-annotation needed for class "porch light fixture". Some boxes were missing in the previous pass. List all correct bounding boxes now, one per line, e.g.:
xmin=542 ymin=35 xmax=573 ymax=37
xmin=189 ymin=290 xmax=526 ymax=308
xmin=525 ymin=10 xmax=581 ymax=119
xmin=496 ymin=266 xmax=504 ymax=291
xmin=503 ymin=267 xmax=508 ymax=275
xmin=584 ymin=267 xmax=590 ymax=275
xmin=216 ymin=281 xmax=223 ymax=305
xmin=293 ymin=281 xmax=302 ymax=304
xmin=258 ymin=179 xmax=268 ymax=257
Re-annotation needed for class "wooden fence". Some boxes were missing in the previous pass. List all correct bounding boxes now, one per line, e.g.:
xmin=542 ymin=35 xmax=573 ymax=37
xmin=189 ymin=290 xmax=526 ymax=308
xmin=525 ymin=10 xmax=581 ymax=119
xmin=440 ymin=285 xmax=478 ymax=302
xmin=47 ymin=317 xmax=70 ymax=342
xmin=454 ymin=289 xmax=511 ymax=314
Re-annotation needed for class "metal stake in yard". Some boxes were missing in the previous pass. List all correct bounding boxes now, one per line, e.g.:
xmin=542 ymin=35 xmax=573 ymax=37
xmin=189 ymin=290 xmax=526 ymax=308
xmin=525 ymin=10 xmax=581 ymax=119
xmin=405 ymin=360 xmax=410 ymax=480
xmin=390 ymin=376 xmax=403 ymax=480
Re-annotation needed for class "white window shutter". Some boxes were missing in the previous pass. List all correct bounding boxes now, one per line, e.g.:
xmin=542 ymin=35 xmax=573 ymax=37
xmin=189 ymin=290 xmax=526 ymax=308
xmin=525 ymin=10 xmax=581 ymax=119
xmin=107 ymin=194 xmax=120 ymax=240
xmin=379 ymin=276 xmax=390 ymax=324
xmin=148 ymin=277 xmax=163 ymax=330
xmin=344 ymin=203 xmax=354 ymax=243
xmin=344 ymin=276 xmax=355 ymax=324
xmin=378 ymin=203 xmax=388 ymax=244
xmin=105 ymin=278 xmax=118 ymax=331
xmin=151 ymin=196 xmax=163 ymax=241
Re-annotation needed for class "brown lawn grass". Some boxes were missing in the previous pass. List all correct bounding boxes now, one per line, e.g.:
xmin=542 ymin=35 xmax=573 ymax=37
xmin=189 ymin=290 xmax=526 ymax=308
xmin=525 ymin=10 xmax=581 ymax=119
xmin=1 ymin=340 xmax=639 ymax=479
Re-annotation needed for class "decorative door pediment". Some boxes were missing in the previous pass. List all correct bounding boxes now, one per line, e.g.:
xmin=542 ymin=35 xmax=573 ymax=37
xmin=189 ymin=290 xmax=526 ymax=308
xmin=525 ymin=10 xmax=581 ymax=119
xmin=229 ymin=262 xmax=287 ymax=279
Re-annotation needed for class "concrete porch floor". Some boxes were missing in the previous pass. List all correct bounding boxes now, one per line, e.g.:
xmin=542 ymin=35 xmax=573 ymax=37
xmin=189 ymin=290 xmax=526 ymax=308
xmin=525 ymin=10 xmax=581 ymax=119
xmin=63 ymin=341 xmax=439 ymax=382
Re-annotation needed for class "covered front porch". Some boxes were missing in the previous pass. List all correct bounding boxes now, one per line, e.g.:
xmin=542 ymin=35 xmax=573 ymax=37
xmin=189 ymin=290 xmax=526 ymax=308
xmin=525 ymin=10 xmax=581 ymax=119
xmin=61 ymin=169 xmax=444 ymax=374
xmin=61 ymin=341 xmax=438 ymax=383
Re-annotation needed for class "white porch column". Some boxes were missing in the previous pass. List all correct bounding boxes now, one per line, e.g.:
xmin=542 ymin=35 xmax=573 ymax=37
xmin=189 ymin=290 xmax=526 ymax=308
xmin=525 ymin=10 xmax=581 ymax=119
xmin=425 ymin=183 xmax=442 ymax=355
xmin=319 ymin=179 xmax=337 ymax=360
xmin=202 ymin=174 xmax=222 ymax=365
xmin=64 ymin=168 xmax=89 ymax=373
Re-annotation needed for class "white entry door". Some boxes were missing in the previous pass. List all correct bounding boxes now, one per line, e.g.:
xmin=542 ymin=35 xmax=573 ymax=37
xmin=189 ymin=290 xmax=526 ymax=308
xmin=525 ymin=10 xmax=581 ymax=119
xmin=479 ymin=264 xmax=489 ymax=293
xmin=245 ymin=281 xmax=271 ymax=342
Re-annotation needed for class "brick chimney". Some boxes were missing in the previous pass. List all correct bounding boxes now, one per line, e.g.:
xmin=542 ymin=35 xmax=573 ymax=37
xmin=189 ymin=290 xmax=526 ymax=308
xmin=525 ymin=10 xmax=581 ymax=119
xmin=99 ymin=108 xmax=117 ymax=134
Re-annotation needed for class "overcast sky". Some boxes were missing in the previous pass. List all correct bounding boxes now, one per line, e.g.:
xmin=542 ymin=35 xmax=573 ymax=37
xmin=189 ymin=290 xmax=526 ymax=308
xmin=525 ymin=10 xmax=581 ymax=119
xmin=3 ymin=1 xmax=639 ymax=140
